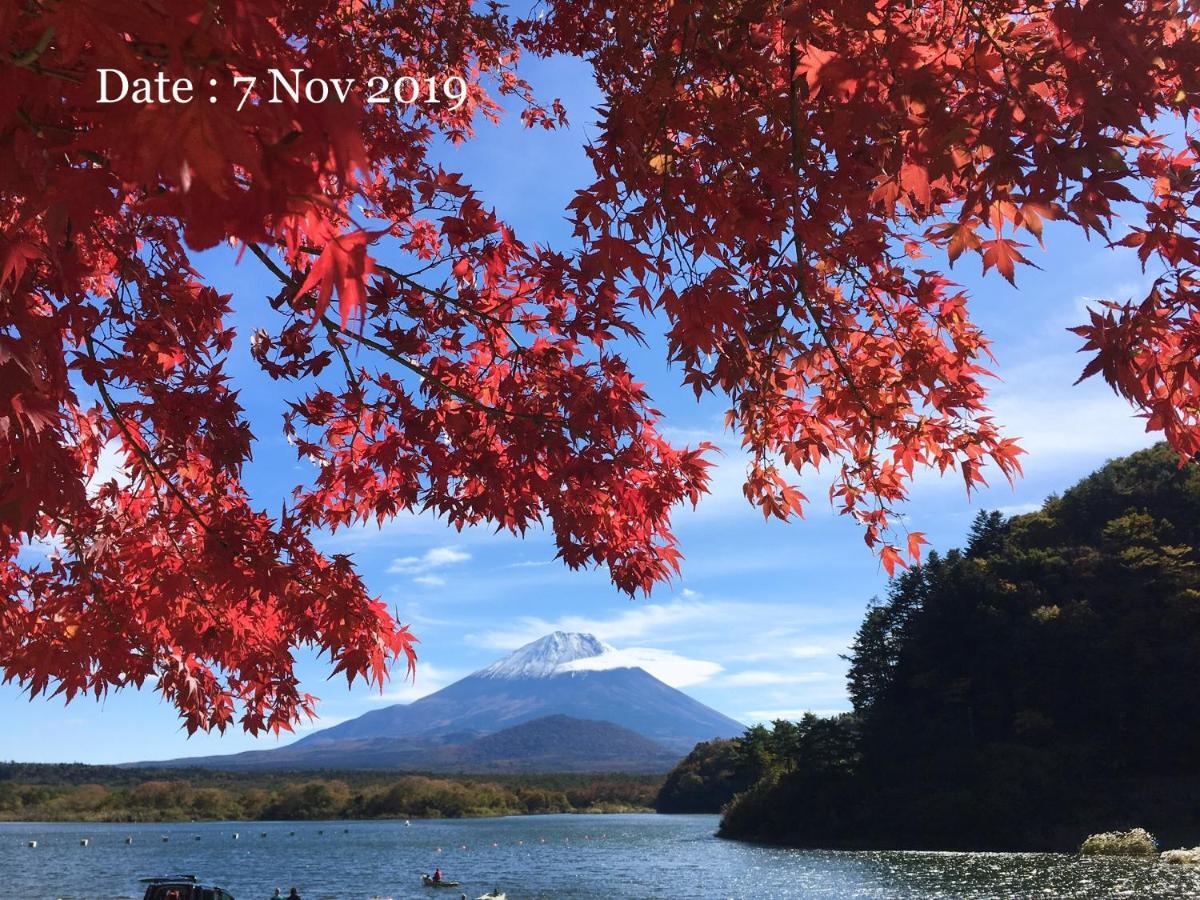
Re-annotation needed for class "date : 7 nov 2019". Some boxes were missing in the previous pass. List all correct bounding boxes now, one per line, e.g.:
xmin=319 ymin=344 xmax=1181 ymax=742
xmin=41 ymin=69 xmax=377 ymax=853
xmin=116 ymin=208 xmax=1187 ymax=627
xmin=96 ymin=68 xmax=469 ymax=111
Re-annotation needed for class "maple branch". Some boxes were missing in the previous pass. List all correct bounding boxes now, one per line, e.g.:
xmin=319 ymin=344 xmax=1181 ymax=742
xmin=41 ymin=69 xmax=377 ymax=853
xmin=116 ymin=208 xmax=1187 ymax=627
xmin=84 ymin=334 xmax=219 ymax=539
xmin=323 ymin=325 xmax=373 ymax=453
xmin=375 ymin=261 xmax=530 ymax=351
xmin=6 ymin=27 xmax=83 ymax=82
xmin=780 ymin=38 xmax=900 ymax=541
xmin=325 ymin=324 xmax=359 ymax=384
xmin=146 ymin=488 xmax=216 ymax=612
xmin=963 ymin=3 xmax=1035 ymax=124
xmin=247 ymin=243 xmax=295 ymax=287
xmin=8 ymin=26 xmax=55 ymax=67
xmin=291 ymin=243 xmax=531 ymax=353
xmin=319 ymin=315 xmax=564 ymax=431
xmin=785 ymin=42 xmax=878 ymax=426
xmin=246 ymin=243 xmax=562 ymax=431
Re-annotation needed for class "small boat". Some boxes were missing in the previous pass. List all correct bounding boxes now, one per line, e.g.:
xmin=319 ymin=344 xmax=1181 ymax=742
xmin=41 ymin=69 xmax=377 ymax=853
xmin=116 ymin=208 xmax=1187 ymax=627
xmin=476 ymin=893 xmax=506 ymax=900
xmin=421 ymin=875 xmax=461 ymax=888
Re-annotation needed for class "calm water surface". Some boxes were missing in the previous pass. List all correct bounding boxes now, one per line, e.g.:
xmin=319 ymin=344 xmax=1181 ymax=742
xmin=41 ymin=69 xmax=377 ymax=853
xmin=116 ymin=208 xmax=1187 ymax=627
xmin=3 ymin=814 xmax=1200 ymax=899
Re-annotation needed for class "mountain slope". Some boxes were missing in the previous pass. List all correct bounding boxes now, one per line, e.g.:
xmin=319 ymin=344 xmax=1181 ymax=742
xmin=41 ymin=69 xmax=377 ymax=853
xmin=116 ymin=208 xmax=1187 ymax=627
xmin=135 ymin=632 xmax=744 ymax=770
xmin=437 ymin=715 xmax=681 ymax=772
xmin=145 ymin=715 xmax=679 ymax=773
xmin=297 ymin=663 xmax=741 ymax=753
xmin=294 ymin=631 xmax=742 ymax=752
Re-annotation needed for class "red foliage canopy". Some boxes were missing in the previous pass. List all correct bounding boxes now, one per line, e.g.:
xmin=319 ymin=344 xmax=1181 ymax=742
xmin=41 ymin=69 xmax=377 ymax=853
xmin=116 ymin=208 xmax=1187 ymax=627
xmin=2 ymin=0 xmax=1198 ymax=733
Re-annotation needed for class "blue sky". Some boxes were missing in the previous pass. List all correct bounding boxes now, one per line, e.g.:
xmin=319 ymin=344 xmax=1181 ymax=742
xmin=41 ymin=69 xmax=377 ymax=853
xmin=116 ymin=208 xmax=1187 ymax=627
xmin=2 ymin=56 xmax=1162 ymax=764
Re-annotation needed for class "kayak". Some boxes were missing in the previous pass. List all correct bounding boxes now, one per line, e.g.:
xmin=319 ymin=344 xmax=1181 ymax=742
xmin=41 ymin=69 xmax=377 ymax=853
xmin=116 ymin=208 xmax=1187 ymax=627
xmin=421 ymin=875 xmax=461 ymax=888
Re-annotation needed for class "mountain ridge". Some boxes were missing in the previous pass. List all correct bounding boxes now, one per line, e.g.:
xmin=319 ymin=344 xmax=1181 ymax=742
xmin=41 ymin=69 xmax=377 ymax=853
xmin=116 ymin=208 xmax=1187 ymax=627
xmin=132 ymin=632 xmax=744 ymax=771
xmin=134 ymin=715 xmax=680 ymax=773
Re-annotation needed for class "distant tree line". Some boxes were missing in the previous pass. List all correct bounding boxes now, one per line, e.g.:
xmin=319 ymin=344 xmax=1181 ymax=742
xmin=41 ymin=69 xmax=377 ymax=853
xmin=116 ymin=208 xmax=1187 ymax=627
xmin=660 ymin=445 xmax=1200 ymax=851
xmin=0 ymin=764 xmax=660 ymax=822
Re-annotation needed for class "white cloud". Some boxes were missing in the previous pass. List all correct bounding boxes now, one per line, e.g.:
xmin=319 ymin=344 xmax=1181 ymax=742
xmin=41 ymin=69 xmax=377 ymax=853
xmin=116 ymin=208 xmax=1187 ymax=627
xmin=370 ymin=662 xmax=461 ymax=703
xmin=895 ymin=348 xmax=1156 ymax=506
xmin=468 ymin=600 xmax=716 ymax=650
xmin=394 ymin=602 xmax=460 ymax=628
xmin=988 ymin=382 xmax=1152 ymax=466
xmin=412 ymin=575 xmax=446 ymax=588
xmin=19 ymin=440 xmax=129 ymax=564
xmin=88 ymin=440 xmax=130 ymax=495
xmin=318 ymin=510 xmax=528 ymax=551
xmin=996 ymin=502 xmax=1041 ymax=517
xmin=463 ymin=595 xmax=861 ymax=703
xmin=980 ymin=294 xmax=1159 ymax=472
xmin=1067 ymin=280 xmax=1155 ymax=325
xmin=426 ymin=547 xmax=471 ymax=566
xmin=388 ymin=546 xmax=471 ymax=575
xmin=682 ymin=448 xmax=752 ymax=519
xmin=560 ymin=647 xmax=722 ymax=687
xmin=449 ymin=576 xmax=853 ymax=695
xmin=18 ymin=532 xmax=66 ymax=564
xmin=731 ymin=637 xmax=850 ymax=663
xmin=723 ymin=670 xmax=836 ymax=687
xmin=657 ymin=284 xmax=1158 ymax=530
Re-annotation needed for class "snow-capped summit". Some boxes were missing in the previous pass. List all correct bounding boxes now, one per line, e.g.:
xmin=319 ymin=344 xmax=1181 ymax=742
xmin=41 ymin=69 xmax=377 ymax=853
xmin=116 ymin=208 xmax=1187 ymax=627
xmin=477 ymin=631 xmax=617 ymax=679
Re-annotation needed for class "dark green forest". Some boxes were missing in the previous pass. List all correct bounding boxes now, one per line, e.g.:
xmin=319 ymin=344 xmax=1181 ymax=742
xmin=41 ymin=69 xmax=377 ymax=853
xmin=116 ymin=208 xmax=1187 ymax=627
xmin=0 ymin=763 xmax=660 ymax=822
xmin=660 ymin=444 xmax=1200 ymax=851
xmin=654 ymin=738 xmax=762 ymax=814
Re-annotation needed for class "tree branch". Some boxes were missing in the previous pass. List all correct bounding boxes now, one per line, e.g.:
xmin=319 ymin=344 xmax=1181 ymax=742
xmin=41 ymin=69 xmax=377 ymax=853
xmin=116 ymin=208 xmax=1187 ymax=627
xmin=246 ymin=242 xmax=563 ymax=430
xmin=84 ymin=334 xmax=219 ymax=538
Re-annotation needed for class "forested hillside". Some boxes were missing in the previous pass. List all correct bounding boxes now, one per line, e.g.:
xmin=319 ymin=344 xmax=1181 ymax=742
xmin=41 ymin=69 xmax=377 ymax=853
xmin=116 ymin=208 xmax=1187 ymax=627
xmin=677 ymin=445 xmax=1200 ymax=850
xmin=654 ymin=739 xmax=762 ymax=813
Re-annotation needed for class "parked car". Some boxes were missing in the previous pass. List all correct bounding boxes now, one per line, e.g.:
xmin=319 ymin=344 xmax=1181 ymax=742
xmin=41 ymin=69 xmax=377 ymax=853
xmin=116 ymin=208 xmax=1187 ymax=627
xmin=140 ymin=875 xmax=235 ymax=900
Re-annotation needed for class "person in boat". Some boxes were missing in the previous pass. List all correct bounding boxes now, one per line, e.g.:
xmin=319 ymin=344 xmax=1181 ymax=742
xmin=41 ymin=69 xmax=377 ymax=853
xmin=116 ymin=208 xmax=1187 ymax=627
xmin=432 ymin=867 xmax=443 ymax=883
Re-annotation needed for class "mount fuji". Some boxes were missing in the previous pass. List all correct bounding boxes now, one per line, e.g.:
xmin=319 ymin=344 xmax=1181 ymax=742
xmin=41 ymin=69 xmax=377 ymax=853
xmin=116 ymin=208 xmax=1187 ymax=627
xmin=136 ymin=633 xmax=744 ymax=772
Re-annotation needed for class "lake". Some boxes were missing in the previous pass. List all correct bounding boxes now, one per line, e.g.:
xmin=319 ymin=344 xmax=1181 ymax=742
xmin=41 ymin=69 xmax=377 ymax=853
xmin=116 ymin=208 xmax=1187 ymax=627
xmin=4 ymin=814 xmax=1200 ymax=899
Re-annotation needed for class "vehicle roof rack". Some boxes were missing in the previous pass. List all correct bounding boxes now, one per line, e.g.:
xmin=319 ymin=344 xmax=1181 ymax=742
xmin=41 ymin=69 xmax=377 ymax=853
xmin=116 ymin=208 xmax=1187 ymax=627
xmin=139 ymin=875 xmax=199 ymax=883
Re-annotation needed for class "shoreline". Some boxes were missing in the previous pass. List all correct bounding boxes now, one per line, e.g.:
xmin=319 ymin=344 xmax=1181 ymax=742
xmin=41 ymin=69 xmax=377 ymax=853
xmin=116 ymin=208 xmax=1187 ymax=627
xmin=0 ymin=805 xmax=656 ymax=825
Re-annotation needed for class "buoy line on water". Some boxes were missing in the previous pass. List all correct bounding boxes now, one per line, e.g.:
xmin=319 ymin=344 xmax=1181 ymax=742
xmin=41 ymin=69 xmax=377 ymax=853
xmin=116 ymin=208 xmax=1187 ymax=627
xmin=19 ymin=825 xmax=613 ymax=853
